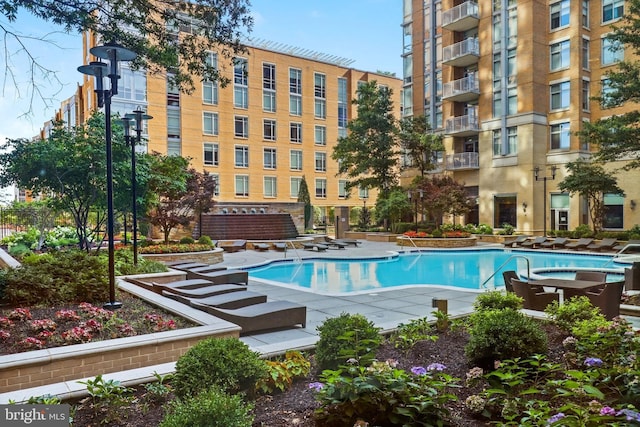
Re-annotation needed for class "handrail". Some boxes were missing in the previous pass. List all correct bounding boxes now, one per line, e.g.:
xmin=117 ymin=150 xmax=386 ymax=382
xmin=400 ymin=235 xmax=419 ymax=250
xmin=284 ymin=240 xmax=302 ymax=262
xmin=602 ymin=243 xmax=640 ymax=267
xmin=481 ymin=255 xmax=531 ymax=289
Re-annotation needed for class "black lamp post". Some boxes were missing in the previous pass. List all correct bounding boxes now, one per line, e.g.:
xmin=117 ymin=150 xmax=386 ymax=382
xmin=123 ymin=108 xmax=152 ymax=266
xmin=407 ymin=189 xmax=424 ymax=231
xmin=78 ymin=42 xmax=137 ymax=310
xmin=534 ymin=165 xmax=557 ymax=237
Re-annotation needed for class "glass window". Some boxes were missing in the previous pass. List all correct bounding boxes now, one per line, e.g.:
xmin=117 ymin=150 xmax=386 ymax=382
xmin=602 ymin=0 xmax=623 ymax=23
xmin=289 ymin=68 xmax=302 ymax=94
xmin=582 ymin=38 xmax=590 ymax=69
xmin=550 ymin=81 xmax=570 ymax=110
xmin=290 ymin=122 xmax=302 ymax=143
xmin=602 ymin=36 xmax=623 ymax=65
xmin=359 ymin=186 xmax=369 ymax=200
xmin=582 ymin=0 xmax=590 ymax=27
xmin=494 ymin=195 xmax=517 ymax=229
xmin=235 ymin=175 xmax=249 ymax=197
xmin=118 ymin=67 xmax=147 ymax=102
xmin=263 ymin=119 xmax=276 ymax=141
xmin=203 ymin=143 xmax=218 ymax=166
xmin=315 ymin=152 xmax=326 ymax=172
xmin=203 ymin=52 xmax=218 ymax=105
xmin=315 ymin=178 xmax=327 ymax=198
xmin=264 ymin=176 xmax=277 ymax=197
xmin=550 ymin=122 xmax=570 ymax=149
xmin=403 ymin=23 xmax=412 ymax=54
xmin=314 ymin=73 xmax=326 ymax=98
xmin=338 ymin=180 xmax=348 ymax=198
xmin=603 ymin=194 xmax=624 ymax=228
xmin=338 ymin=77 xmax=348 ymax=130
xmin=264 ymin=91 xmax=276 ymax=112
xmin=203 ymin=112 xmax=218 ymax=135
xmin=167 ymin=140 xmax=181 ymax=156
xmin=290 ymin=150 xmax=302 ymax=170
xmin=211 ymin=173 xmax=220 ymax=196
xmin=234 ymin=146 xmax=249 ymax=167
xmin=550 ymin=40 xmax=570 ymax=71
xmin=263 ymin=148 xmax=276 ymax=169
xmin=492 ymin=127 xmax=517 ymax=156
xmin=550 ymin=0 xmax=570 ymax=30
xmin=263 ymin=63 xmax=276 ymax=112
xmin=314 ymin=125 xmax=326 ymax=145
xmin=234 ymin=58 xmax=248 ymax=108
xmin=290 ymin=177 xmax=302 ymax=198
xmin=601 ymin=78 xmax=619 ymax=107
xmin=234 ymin=116 xmax=248 ymax=138
xmin=167 ymin=108 xmax=180 ymax=139
xmin=582 ymin=79 xmax=590 ymax=110
xmin=315 ymin=99 xmax=326 ymax=119
xmin=290 ymin=94 xmax=302 ymax=116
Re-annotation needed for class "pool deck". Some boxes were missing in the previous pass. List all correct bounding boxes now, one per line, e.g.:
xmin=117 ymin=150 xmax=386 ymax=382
xmin=2 ymin=240 xmax=639 ymax=403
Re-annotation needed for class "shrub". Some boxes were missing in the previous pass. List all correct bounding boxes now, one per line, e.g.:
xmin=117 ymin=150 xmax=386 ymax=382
xmin=113 ymin=249 xmax=168 ymax=275
xmin=172 ymin=337 xmax=268 ymax=399
xmin=8 ymin=243 xmax=32 ymax=258
xmin=465 ymin=309 xmax=548 ymax=368
xmin=572 ymin=224 xmax=594 ymax=238
xmin=197 ymin=235 xmax=213 ymax=246
xmin=390 ymin=316 xmax=438 ymax=350
xmin=315 ymin=313 xmax=382 ymax=371
xmin=179 ymin=236 xmax=195 ymax=244
xmin=256 ymin=351 xmax=311 ymax=394
xmin=160 ymin=386 xmax=253 ymax=427
xmin=497 ymin=223 xmax=515 ymax=235
xmin=473 ymin=291 xmax=523 ymax=311
xmin=544 ymin=296 xmax=605 ymax=332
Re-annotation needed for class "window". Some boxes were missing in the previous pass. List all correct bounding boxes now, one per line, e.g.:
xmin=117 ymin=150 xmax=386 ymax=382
xmin=203 ymin=112 xmax=218 ymax=135
xmin=290 ymin=150 xmax=302 ymax=170
xmin=263 ymin=148 xmax=276 ymax=169
xmin=203 ymin=143 xmax=219 ymax=166
xmin=602 ymin=0 xmax=623 ymax=23
xmin=338 ymin=77 xmax=348 ymax=133
xmin=264 ymin=176 xmax=277 ymax=198
xmin=234 ymin=58 xmax=248 ymax=108
xmin=602 ymin=36 xmax=623 ymax=65
xmin=603 ymin=194 xmax=624 ymax=228
xmin=167 ymin=78 xmax=180 ymax=107
xmin=358 ymin=186 xmax=369 ymax=200
xmin=314 ymin=73 xmax=326 ymax=119
xmin=234 ymin=145 xmax=249 ymax=167
xmin=167 ymin=108 xmax=180 ymax=139
xmin=582 ymin=79 xmax=590 ymax=110
xmin=601 ymin=78 xmax=619 ymax=107
xmin=492 ymin=127 xmax=517 ymax=156
xmin=263 ymin=63 xmax=276 ymax=112
xmin=403 ymin=23 xmax=412 ymax=54
xmin=235 ymin=175 xmax=249 ymax=197
xmin=314 ymin=125 xmax=326 ymax=145
xmin=582 ymin=0 xmax=590 ymax=27
xmin=315 ymin=152 xmax=327 ymax=172
xmin=290 ymin=177 xmax=302 ymax=198
xmin=118 ymin=67 xmax=147 ymax=101
xmin=167 ymin=140 xmax=181 ymax=156
xmin=550 ymin=122 xmax=570 ymax=149
xmin=550 ymin=81 xmax=570 ymax=110
xmin=550 ymin=0 xmax=570 ymax=30
xmin=582 ymin=38 xmax=590 ymax=69
xmin=211 ymin=173 xmax=220 ymax=196
xmin=290 ymin=122 xmax=302 ymax=143
xmin=494 ymin=195 xmax=517 ymax=229
xmin=315 ymin=99 xmax=326 ymax=119
xmin=550 ymin=40 xmax=570 ymax=71
xmin=290 ymin=95 xmax=302 ymax=116
xmin=263 ymin=119 xmax=276 ymax=141
xmin=315 ymin=178 xmax=327 ymax=198
xmin=338 ymin=180 xmax=348 ymax=198
xmin=203 ymin=52 xmax=218 ymax=104
xmin=234 ymin=116 xmax=248 ymax=138
xmin=289 ymin=68 xmax=302 ymax=115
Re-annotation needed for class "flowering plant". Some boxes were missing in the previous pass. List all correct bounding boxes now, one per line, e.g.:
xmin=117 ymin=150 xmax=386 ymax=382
xmin=61 ymin=326 xmax=93 ymax=344
xmin=0 ymin=330 xmax=10 ymax=341
xmin=403 ymin=231 xmax=428 ymax=238
xmin=138 ymin=243 xmax=213 ymax=254
xmin=0 ymin=316 xmax=14 ymax=328
xmin=29 ymin=319 xmax=57 ymax=333
xmin=18 ymin=336 xmax=45 ymax=350
xmin=55 ymin=309 xmax=80 ymax=322
xmin=144 ymin=313 xmax=177 ymax=332
xmin=8 ymin=308 xmax=32 ymax=321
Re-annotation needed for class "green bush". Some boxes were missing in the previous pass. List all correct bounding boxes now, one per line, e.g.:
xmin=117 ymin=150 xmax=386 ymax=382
xmin=473 ymin=291 xmax=523 ymax=311
xmin=196 ymin=235 xmax=213 ymax=246
xmin=8 ymin=243 xmax=32 ymax=258
xmin=172 ymin=337 xmax=268 ymax=399
xmin=315 ymin=313 xmax=382 ymax=371
xmin=160 ymin=386 xmax=253 ymax=427
xmin=113 ymin=249 xmax=168 ymax=275
xmin=465 ymin=309 xmax=548 ymax=368
xmin=544 ymin=296 xmax=605 ymax=332
xmin=497 ymin=223 xmax=515 ymax=235
xmin=572 ymin=224 xmax=594 ymax=238
xmin=179 ymin=236 xmax=195 ymax=244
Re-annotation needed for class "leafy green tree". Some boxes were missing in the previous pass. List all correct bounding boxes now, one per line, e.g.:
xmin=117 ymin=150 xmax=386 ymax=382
xmin=9 ymin=200 xmax=58 ymax=250
xmin=557 ymin=160 xmax=624 ymax=233
xmin=297 ymin=175 xmax=312 ymax=230
xmin=578 ymin=0 xmax=640 ymax=169
xmin=416 ymin=176 xmax=472 ymax=228
xmin=397 ymin=115 xmax=444 ymax=177
xmin=332 ymin=81 xmax=399 ymax=197
xmin=1 ymin=0 xmax=253 ymax=113
xmin=374 ymin=189 xmax=411 ymax=231
xmin=0 ymin=113 xmax=130 ymax=250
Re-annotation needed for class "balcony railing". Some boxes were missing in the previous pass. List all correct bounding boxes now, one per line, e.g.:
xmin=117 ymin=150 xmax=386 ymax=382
xmin=442 ymin=75 xmax=480 ymax=102
xmin=442 ymin=1 xmax=479 ymax=32
xmin=445 ymin=114 xmax=480 ymax=136
xmin=443 ymin=38 xmax=480 ymax=67
xmin=445 ymin=152 xmax=479 ymax=170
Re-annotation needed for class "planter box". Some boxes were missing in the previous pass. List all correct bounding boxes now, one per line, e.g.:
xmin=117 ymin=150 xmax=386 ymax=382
xmin=367 ymin=233 xmax=400 ymax=242
xmin=473 ymin=234 xmax=508 ymax=244
xmin=396 ymin=236 xmax=477 ymax=248
xmin=344 ymin=231 xmax=368 ymax=240
xmin=140 ymin=248 xmax=223 ymax=265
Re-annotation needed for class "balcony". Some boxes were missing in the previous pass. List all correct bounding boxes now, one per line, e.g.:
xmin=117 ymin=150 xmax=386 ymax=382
xmin=443 ymin=38 xmax=479 ymax=67
xmin=445 ymin=152 xmax=479 ymax=170
xmin=442 ymin=1 xmax=479 ymax=32
xmin=442 ymin=75 xmax=480 ymax=102
xmin=445 ymin=114 xmax=480 ymax=137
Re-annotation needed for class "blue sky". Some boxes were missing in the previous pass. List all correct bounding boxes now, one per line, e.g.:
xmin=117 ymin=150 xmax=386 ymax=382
xmin=0 ymin=0 xmax=402 ymax=142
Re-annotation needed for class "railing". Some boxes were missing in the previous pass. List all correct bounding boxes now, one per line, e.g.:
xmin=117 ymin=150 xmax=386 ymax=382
xmin=442 ymin=1 xmax=479 ymax=27
xmin=445 ymin=152 xmax=479 ymax=170
xmin=602 ymin=243 xmax=640 ymax=268
xmin=481 ymin=255 xmax=531 ymax=289
xmin=284 ymin=240 xmax=303 ymax=262
xmin=445 ymin=114 xmax=480 ymax=134
xmin=442 ymin=75 xmax=480 ymax=99
xmin=443 ymin=38 xmax=479 ymax=62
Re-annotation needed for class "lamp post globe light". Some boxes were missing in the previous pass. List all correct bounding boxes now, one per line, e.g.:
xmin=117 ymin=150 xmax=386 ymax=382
xmin=78 ymin=41 xmax=137 ymax=311
xmin=123 ymin=108 xmax=153 ymax=266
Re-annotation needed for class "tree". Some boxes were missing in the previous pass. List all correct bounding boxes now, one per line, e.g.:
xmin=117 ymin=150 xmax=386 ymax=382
xmin=578 ymin=0 xmax=640 ymax=169
xmin=1 ymin=0 xmax=253 ymax=113
xmin=297 ymin=176 xmax=312 ymax=230
xmin=374 ymin=189 xmax=411 ymax=231
xmin=332 ymin=81 xmax=399 ymax=197
xmin=0 ymin=112 xmax=130 ymax=250
xmin=397 ymin=115 xmax=444 ymax=177
xmin=416 ymin=176 xmax=472 ymax=228
xmin=183 ymin=170 xmax=217 ymax=238
xmin=557 ymin=160 xmax=624 ymax=233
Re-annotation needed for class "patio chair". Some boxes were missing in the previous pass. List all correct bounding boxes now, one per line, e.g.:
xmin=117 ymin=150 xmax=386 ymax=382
xmin=502 ymin=235 xmax=529 ymax=248
xmin=587 ymin=238 xmax=618 ymax=252
xmin=190 ymin=299 xmax=307 ymax=334
xmin=511 ymin=279 xmax=560 ymax=311
xmin=539 ymin=237 xmax=569 ymax=249
xmin=301 ymin=242 xmax=329 ymax=251
xmin=564 ymin=271 xmax=608 ymax=300
xmin=334 ymin=238 xmax=361 ymax=247
xmin=254 ymin=243 xmax=271 ymax=251
xmin=273 ymin=242 xmax=288 ymax=251
xmin=185 ymin=268 xmax=249 ymax=285
xmin=521 ymin=236 xmax=548 ymax=249
xmin=324 ymin=236 xmax=348 ymax=249
xmin=564 ymin=238 xmax=594 ymax=250
xmin=502 ymin=270 xmax=519 ymax=292
xmin=220 ymin=240 xmax=247 ymax=253
xmin=163 ymin=290 xmax=267 ymax=309
xmin=586 ymin=280 xmax=625 ymax=320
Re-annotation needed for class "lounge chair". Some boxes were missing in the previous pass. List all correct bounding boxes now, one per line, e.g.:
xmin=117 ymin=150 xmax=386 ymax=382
xmin=539 ymin=237 xmax=569 ymax=249
xmin=564 ymin=238 xmax=594 ymax=250
xmin=502 ymin=235 xmax=529 ymax=247
xmin=324 ymin=236 xmax=348 ymax=249
xmin=521 ymin=236 xmax=548 ymax=249
xmin=155 ymin=283 xmax=247 ymax=298
xmin=182 ymin=265 xmax=227 ymax=274
xmin=613 ymin=239 xmax=640 ymax=252
xmin=301 ymin=242 xmax=328 ymax=251
xmin=190 ymin=300 xmax=307 ymax=334
xmin=511 ymin=279 xmax=560 ymax=311
xmin=186 ymin=268 xmax=249 ymax=285
xmin=220 ymin=240 xmax=247 ymax=253
xmin=273 ymin=242 xmax=288 ymax=251
xmin=586 ymin=280 xmax=625 ymax=320
xmin=163 ymin=290 xmax=267 ymax=309
xmin=335 ymin=238 xmax=361 ymax=247
xmin=168 ymin=262 xmax=210 ymax=271
xmin=564 ymin=271 xmax=608 ymax=300
xmin=587 ymin=238 xmax=618 ymax=252
xmin=254 ymin=243 xmax=270 ymax=251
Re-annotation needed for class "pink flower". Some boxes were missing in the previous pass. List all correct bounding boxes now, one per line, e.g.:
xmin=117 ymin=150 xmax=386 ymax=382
xmin=0 ymin=316 xmax=14 ymax=328
xmin=19 ymin=337 xmax=45 ymax=350
xmin=0 ymin=330 xmax=10 ymax=341
xmin=8 ymin=308 xmax=32 ymax=321
xmin=55 ymin=309 xmax=80 ymax=322
xmin=29 ymin=319 xmax=57 ymax=333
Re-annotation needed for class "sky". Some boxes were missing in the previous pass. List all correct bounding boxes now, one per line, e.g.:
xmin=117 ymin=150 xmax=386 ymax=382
xmin=0 ymin=0 xmax=402 ymax=142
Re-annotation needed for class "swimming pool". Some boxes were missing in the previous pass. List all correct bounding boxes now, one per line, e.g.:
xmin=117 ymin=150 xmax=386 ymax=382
xmin=246 ymin=249 xmax=625 ymax=294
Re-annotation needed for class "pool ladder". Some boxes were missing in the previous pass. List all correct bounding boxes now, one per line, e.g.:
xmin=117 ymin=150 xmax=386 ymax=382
xmin=283 ymin=240 xmax=303 ymax=262
xmin=481 ymin=255 xmax=531 ymax=289
xmin=601 ymin=243 xmax=640 ymax=268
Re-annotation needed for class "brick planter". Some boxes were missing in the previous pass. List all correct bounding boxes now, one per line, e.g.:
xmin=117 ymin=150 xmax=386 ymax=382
xmin=396 ymin=236 xmax=477 ymax=248
xmin=140 ymin=249 xmax=223 ymax=265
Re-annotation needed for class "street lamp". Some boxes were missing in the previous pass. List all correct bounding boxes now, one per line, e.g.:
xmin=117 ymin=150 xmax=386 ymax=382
xmin=407 ymin=189 xmax=424 ymax=231
xmin=124 ymin=108 xmax=153 ymax=266
xmin=78 ymin=41 xmax=137 ymax=310
xmin=534 ymin=165 xmax=557 ymax=237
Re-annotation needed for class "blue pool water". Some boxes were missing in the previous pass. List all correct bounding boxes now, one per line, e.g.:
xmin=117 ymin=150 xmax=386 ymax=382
xmin=246 ymin=249 xmax=624 ymax=294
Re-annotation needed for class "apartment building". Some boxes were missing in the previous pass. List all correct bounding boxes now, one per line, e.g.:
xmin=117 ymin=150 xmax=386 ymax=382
xmin=75 ymin=31 xmax=402 ymax=223
xmin=403 ymin=0 xmax=640 ymax=234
